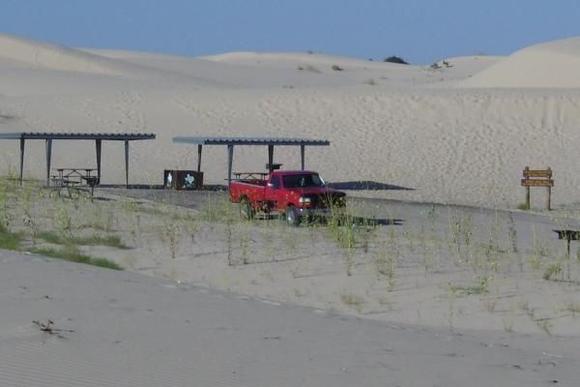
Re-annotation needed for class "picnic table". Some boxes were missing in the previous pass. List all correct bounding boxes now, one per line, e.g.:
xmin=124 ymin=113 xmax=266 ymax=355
xmin=50 ymin=168 xmax=99 ymax=198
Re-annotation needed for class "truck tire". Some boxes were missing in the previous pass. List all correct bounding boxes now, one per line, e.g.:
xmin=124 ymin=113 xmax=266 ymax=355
xmin=285 ymin=205 xmax=301 ymax=227
xmin=240 ymin=197 xmax=255 ymax=220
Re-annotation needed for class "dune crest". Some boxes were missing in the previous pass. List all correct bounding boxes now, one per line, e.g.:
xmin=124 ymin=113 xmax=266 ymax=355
xmin=461 ymin=37 xmax=580 ymax=88
xmin=0 ymin=33 xmax=122 ymax=75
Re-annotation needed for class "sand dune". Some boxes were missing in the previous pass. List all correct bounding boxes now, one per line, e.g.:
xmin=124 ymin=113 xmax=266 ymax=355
xmin=0 ymin=34 xmax=128 ymax=75
xmin=1 ymin=34 xmax=580 ymax=208
xmin=3 ymin=250 xmax=577 ymax=387
xmin=461 ymin=37 xmax=580 ymax=88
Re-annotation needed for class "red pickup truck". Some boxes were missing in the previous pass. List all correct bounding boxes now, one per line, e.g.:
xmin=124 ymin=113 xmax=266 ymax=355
xmin=229 ymin=170 xmax=346 ymax=225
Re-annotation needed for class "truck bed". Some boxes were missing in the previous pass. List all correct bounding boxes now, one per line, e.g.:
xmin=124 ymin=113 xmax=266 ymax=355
xmin=229 ymin=179 xmax=267 ymax=203
xmin=234 ymin=179 xmax=267 ymax=187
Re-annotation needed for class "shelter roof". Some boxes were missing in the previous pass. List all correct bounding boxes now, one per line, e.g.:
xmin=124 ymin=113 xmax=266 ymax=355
xmin=0 ymin=132 xmax=156 ymax=141
xmin=172 ymin=136 xmax=329 ymax=146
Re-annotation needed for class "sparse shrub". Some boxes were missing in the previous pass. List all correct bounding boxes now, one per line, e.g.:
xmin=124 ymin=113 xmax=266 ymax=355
xmin=297 ymin=65 xmax=321 ymax=73
xmin=375 ymin=245 xmax=396 ymax=290
xmin=54 ymin=205 xmax=73 ymax=239
xmin=38 ymin=231 xmax=128 ymax=249
xmin=162 ymin=220 xmax=181 ymax=259
xmin=0 ymin=183 xmax=11 ymax=232
xmin=449 ymin=275 xmax=492 ymax=296
xmin=517 ymin=203 xmax=529 ymax=211
xmin=502 ymin=318 xmax=514 ymax=333
xmin=507 ymin=213 xmax=518 ymax=254
xmin=340 ymin=293 xmax=365 ymax=312
xmin=331 ymin=64 xmax=344 ymax=71
xmin=430 ymin=60 xmax=452 ymax=69
xmin=363 ymin=78 xmax=377 ymax=86
xmin=32 ymin=245 xmax=122 ymax=270
xmin=199 ymin=195 xmax=237 ymax=223
xmin=0 ymin=225 xmax=22 ymax=250
xmin=384 ymin=56 xmax=409 ymax=65
xmin=543 ymin=262 xmax=562 ymax=281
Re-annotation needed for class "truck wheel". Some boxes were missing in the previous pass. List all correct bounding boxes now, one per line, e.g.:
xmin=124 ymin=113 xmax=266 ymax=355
xmin=285 ymin=205 xmax=301 ymax=227
xmin=240 ymin=198 xmax=254 ymax=220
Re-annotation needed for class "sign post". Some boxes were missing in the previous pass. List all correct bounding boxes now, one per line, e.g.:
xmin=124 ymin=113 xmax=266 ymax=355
xmin=521 ymin=167 xmax=554 ymax=210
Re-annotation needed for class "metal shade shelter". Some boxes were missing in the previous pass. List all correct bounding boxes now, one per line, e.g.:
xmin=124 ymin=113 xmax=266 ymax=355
xmin=172 ymin=136 xmax=330 ymax=184
xmin=0 ymin=132 xmax=156 ymax=187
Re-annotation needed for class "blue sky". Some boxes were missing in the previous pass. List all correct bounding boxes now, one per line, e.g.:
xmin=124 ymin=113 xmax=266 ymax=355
xmin=2 ymin=0 xmax=580 ymax=64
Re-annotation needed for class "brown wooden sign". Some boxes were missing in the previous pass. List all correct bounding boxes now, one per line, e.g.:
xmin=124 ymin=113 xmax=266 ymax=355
xmin=523 ymin=168 xmax=552 ymax=178
xmin=521 ymin=166 xmax=553 ymax=210
xmin=521 ymin=178 xmax=554 ymax=187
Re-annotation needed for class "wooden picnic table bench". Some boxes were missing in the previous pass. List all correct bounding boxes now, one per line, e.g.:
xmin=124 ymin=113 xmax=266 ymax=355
xmin=50 ymin=168 xmax=99 ymax=198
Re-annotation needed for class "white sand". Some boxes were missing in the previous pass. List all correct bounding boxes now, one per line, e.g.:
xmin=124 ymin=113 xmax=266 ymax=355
xmin=462 ymin=37 xmax=580 ymax=88
xmin=2 ymin=250 xmax=579 ymax=387
xmin=3 ymin=32 xmax=580 ymax=386
xmin=3 ymin=33 xmax=580 ymax=209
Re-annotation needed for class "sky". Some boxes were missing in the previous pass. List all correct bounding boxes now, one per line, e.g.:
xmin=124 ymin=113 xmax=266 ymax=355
xmin=1 ymin=0 xmax=580 ymax=64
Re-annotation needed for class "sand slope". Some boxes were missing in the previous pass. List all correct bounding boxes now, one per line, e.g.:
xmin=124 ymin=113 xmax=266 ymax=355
xmin=0 ymin=34 xmax=130 ymax=75
xmin=461 ymin=37 xmax=580 ymax=88
xmin=2 ymin=33 xmax=580 ymax=208
xmin=1 ymin=251 xmax=578 ymax=387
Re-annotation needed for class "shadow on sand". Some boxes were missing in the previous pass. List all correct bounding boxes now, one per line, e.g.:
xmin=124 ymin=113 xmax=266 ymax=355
xmin=99 ymin=184 xmax=228 ymax=191
xmin=305 ymin=214 xmax=404 ymax=227
xmin=327 ymin=180 xmax=414 ymax=191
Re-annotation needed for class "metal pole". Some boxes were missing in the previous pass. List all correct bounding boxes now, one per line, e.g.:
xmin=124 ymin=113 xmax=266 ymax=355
xmin=300 ymin=144 xmax=305 ymax=170
xmin=197 ymin=144 xmax=202 ymax=172
xmin=19 ymin=137 xmax=25 ymax=185
xmin=227 ymin=144 xmax=234 ymax=186
xmin=268 ymin=145 xmax=274 ymax=173
xmin=124 ymin=140 xmax=129 ymax=188
xmin=95 ymin=139 xmax=102 ymax=184
xmin=45 ymin=139 xmax=52 ymax=187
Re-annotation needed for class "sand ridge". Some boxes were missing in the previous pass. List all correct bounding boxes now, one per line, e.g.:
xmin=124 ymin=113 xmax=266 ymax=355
xmin=1 ymin=34 xmax=580 ymax=209
xmin=461 ymin=37 xmax=580 ymax=88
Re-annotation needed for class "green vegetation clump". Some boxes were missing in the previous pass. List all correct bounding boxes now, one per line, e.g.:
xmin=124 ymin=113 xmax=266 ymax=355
xmin=38 ymin=231 xmax=128 ymax=249
xmin=32 ymin=245 xmax=123 ymax=270
xmin=543 ymin=262 xmax=562 ymax=281
xmin=517 ymin=203 xmax=529 ymax=211
xmin=0 ymin=224 xmax=22 ymax=250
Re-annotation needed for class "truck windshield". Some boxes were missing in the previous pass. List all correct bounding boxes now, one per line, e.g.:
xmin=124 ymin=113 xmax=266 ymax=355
xmin=282 ymin=173 xmax=324 ymax=188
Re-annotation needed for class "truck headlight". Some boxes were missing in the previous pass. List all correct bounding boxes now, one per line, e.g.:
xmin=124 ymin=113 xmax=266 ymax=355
xmin=299 ymin=196 xmax=312 ymax=204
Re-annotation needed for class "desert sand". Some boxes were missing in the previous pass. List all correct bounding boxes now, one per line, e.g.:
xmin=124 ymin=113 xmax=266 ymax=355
xmin=3 ymin=250 xmax=579 ymax=387
xmin=0 ymin=183 xmax=580 ymax=386
xmin=2 ymin=33 xmax=580 ymax=386
xmin=2 ymin=34 xmax=580 ymax=208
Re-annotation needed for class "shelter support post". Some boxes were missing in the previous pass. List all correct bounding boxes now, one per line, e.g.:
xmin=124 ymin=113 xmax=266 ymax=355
xmin=300 ymin=145 xmax=305 ymax=170
xmin=45 ymin=139 xmax=52 ymax=186
xmin=268 ymin=145 xmax=274 ymax=173
xmin=227 ymin=144 xmax=234 ymax=186
xmin=124 ymin=140 xmax=129 ymax=188
xmin=197 ymin=144 xmax=202 ymax=172
xmin=525 ymin=186 xmax=530 ymax=210
xmin=19 ymin=138 xmax=25 ymax=185
xmin=95 ymin=139 xmax=102 ymax=184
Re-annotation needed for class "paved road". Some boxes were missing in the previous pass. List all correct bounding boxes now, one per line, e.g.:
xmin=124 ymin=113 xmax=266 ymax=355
xmin=102 ymin=187 xmax=580 ymax=256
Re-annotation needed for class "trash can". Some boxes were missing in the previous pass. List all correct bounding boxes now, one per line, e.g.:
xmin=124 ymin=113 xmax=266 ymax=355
xmin=164 ymin=170 xmax=203 ymax=190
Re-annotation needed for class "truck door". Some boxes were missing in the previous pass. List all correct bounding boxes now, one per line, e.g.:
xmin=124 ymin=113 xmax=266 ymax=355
xmin=265 ymin=175 xmax=281 ymax=210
